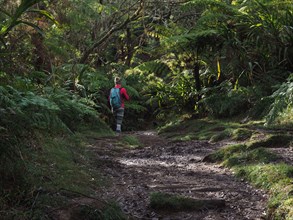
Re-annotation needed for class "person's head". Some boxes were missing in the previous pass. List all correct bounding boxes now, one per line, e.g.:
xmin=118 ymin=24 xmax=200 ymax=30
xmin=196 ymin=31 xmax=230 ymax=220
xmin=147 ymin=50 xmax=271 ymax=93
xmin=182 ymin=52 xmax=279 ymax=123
xmin=114 ymin=77 xmax=121 ymax=85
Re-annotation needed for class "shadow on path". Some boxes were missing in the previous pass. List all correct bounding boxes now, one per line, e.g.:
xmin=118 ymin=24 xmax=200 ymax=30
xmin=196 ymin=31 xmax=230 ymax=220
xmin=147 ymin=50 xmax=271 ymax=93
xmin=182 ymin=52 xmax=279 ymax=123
xmin=93 ymin=131 xmax=267 ymax=220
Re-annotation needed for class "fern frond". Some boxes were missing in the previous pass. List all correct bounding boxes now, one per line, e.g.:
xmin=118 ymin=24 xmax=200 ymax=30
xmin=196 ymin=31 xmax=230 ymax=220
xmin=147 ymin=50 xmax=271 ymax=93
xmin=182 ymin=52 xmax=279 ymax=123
xmin=135 ymin=60 xmax=171 ymax=78
xmin=265 ymin=74 xmax=293 ymax=125
xmin=200 ymin=81 xmax=250 ymax=117
xmin=181 ymin=0 xmax=238 ymax=16
xmin=126 ymin=102 xmax=147 ymax=112
xmin=162 ymin=29 xmax=222 ymax=52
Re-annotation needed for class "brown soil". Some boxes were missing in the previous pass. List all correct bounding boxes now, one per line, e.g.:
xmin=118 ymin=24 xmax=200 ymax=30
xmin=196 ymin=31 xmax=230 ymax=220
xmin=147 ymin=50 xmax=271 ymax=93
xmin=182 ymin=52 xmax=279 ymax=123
xmin=270 ymin=147 xmax=293 ymax=165
xmin=92 ymin=131 xmax=268 ymax=220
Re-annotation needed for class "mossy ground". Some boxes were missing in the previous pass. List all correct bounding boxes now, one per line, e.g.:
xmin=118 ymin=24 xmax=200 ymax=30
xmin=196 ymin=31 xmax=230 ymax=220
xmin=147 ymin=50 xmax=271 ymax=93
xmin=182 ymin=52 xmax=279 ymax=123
xmin=159 ymin=116 xmax=293 ymax=219
xmin=0 ymin=128 xmax=126 ymax=220
xmin=150 ymin=192 xmax=225 ymax=212
xmin=121 ymin=135 xmax=142 ymax=148
xmin=158 ymin=117 xmax=262 ymax=142
xmin=150 ymin=192 xmax=204 ymax=211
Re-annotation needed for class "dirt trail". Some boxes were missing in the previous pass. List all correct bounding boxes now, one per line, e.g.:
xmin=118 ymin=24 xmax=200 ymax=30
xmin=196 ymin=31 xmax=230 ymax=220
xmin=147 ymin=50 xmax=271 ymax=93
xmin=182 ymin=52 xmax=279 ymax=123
xmin=93 ymin=131 xmax=268 ymax=220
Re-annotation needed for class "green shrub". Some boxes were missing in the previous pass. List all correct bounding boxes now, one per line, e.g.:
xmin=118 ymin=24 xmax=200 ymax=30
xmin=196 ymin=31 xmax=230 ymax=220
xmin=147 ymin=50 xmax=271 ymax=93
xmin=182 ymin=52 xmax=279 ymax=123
xmin=45 ymin=87 xmax=102 ymax=132
xmin=0 ymin=84 xmax=111 ymax=218
xmin=201 ymin=82 xmax=250 ymax=118
xmin=265 ymin=74 xmax=293 ymax=126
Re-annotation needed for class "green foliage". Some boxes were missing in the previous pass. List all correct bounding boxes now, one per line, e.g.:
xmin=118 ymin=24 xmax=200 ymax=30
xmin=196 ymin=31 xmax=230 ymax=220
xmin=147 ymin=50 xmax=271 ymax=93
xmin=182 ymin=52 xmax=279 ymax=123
xmin=122 ymin=135 xmax=141 ymax=148
xmin=265 ymin=74 xmax=293 ymax=126
xmin=0 ymin=83 xmax=106 ymax=134
xmin=150 ymin=192 xmax=199 ymax=211
xmin=209 ymin=129 xmax=232 ymax=142
xmin=162 ymin=29 xmax=223 ymax=53
xmin=225 ymin=147 xmax=278 ymax=167
xmin=249 ymin=95 xmax=273 ymax=120
xmin=164 ymin=0 xmax=293 ymax=120
xmin=134 ymin=66 xmax=197 ymax=120
xmin=0 ymin=84 xmax=66 ymax=174
xmin=247 ymin=134 xmax=293 ymax=149
xmin=240 ymin=1 xmax=293 ymax=82
xmin=48 ymin=63 xmax=148 ymax=131
xmin=231 ymin=128 xmax=253 ymax=141
xmin=44 ymin=87 xmax=105 ymax=132
xmin=0 ymin=129 xmax=114 ymax=219
xmin=201 ymin=82 xmax=250 ymax=118
xmin=236 ymin=162 xmax=293 ymax=220
xmin=150 ymin=192 xmax=225 ymax=212
xmin=1 ymin=0 xmax=293 ymax=217
xmin=1 ymin=0 xmax=293 ymax=127
xmin=237 ymin=163 xmax=293 ymax=189
xmin=28 ymin=135 xmax=97 ymax=192
xmin=209 ymin=144 xmax=246 ymax=162
xmin=207 ymin=135 xmax=293 ymax=219
xmin=0 ymin=0 xmax=42 ymax=37
xmin=0 ymin=82 xmax=111 ymax=217
xmin=71 ymin=202 xmax=126 ymax=220
xmin=210 ymin=135 xmax=292 ymax=166
xmin=100 ymin=202 xmax=126 ymax=220
xmin=159 ymin=117 xmax=246 ymax=142
xmin=135 ymin=60 xmax=171 ymax=78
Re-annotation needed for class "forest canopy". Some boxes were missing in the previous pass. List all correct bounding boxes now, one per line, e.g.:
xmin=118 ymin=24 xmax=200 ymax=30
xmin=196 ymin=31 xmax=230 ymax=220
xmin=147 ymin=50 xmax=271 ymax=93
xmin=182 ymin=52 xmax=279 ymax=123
xmin=0 ymin=0 xmax=292 ymax=218
xmin=1 ymin=0 xmax=292 ymax=127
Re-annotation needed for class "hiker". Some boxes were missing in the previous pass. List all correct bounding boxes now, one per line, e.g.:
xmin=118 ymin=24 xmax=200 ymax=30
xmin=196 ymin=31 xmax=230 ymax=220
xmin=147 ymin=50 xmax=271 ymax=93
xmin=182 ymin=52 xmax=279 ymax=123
xmin=109 ymin=77 xmax=130 ymax=133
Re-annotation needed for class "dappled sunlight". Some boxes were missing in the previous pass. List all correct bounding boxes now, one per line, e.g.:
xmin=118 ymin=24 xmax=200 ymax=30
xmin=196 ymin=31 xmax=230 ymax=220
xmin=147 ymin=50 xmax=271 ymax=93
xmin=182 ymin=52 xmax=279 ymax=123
xmin=117 ymin=156 xmax=232 ymax=182
xmin=141 ymin=131 xmax=156 ymax=136
xmin=101 ymin=131 xmax=268 ymax=219
xmin=1 ymin=0 xmax=292 ymax=218
xmin=118 ymin=158 xmax=173 ymax=167
xmin=117 ymin=156 xmax=225 ymax=173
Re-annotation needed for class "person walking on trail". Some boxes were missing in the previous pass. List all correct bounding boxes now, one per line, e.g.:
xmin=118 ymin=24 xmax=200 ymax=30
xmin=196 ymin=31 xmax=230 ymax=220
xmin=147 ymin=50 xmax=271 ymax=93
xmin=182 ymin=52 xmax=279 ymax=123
xmin=109 ymin=77 xmax=130 ymax=133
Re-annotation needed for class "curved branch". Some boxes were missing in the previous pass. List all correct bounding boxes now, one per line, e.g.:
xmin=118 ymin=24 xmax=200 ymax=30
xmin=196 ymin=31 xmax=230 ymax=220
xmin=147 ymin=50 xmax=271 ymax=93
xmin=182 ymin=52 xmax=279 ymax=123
xmin=79 ymin=0 xmax=144 ymax=64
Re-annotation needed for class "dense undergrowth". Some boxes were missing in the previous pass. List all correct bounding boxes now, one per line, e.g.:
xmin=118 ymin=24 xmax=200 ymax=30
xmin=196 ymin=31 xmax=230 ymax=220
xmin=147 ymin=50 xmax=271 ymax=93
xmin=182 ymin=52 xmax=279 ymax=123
xmin=0 ymin=83 xmax=128 ymax=219
xmin=0 ymin=128 xmax=130 ymax=219
xmin=159 ymin=117 xmax=293 ymax=219
xmin=1 ymin=0 xmax=292 ymax=219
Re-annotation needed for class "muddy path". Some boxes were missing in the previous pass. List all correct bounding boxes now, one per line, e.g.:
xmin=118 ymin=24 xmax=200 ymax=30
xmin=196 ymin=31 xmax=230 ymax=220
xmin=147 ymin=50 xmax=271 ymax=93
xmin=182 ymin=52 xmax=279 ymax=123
xmin=92 ymin=131 xmax=268 ymax=220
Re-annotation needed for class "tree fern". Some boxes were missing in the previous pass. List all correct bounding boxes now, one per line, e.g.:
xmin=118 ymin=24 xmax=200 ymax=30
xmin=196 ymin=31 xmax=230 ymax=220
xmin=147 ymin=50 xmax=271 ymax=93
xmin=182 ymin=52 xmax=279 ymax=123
xmin=265 ymin=74 xmax=293 ymax=125
xmin=135 ymin=60 xmax=171 ymax=78
xmin=44 ymin=87 xmax=102 ymax=131
xmin=181 ymin=0 xmax=236 ymax=12
xmin=200 ymin=81 xmax=250 ymax=118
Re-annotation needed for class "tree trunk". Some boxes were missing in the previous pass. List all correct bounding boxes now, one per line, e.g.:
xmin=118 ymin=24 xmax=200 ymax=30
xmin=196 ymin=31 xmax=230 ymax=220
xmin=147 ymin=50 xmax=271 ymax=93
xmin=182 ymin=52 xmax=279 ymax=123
xmin=125 ymin=27 xmax=134 ymax=66
xmin=31 ymin=33 xmax=51 ymax=73
xmin=79 ymin=1 xmax=143 ymax=64
xmin=194 ymin=63 xmax=201 ymax=101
